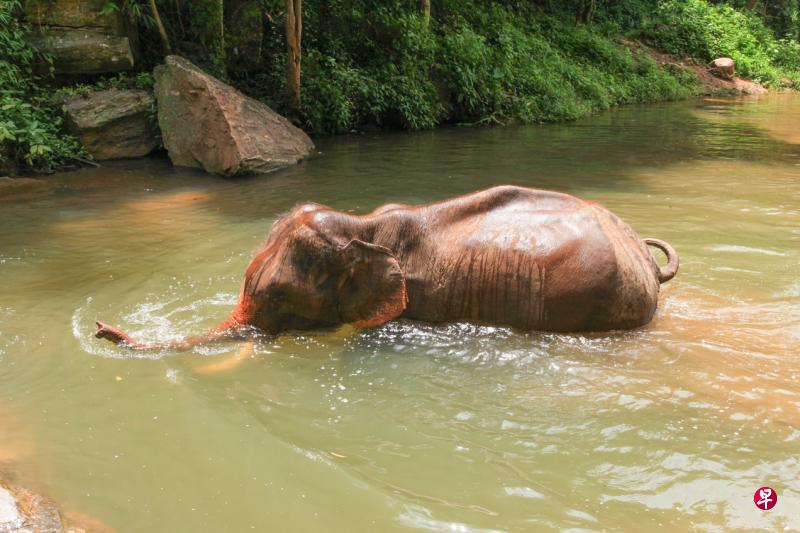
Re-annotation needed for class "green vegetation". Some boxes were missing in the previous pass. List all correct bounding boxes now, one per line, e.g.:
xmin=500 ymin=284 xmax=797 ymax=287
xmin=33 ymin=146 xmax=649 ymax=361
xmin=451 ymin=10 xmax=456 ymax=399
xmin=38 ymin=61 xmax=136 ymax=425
xmin=51 ymin=72 xmax=155 ymax=100
xmin=234 ymin=1 xmax=698 ymax=134
xmin=649 ymin=0 xmax=800 ymax=85
xmin=3 ymin=0 xmax=800 ymax=173
xmin=0 ymin=0 xmax=83 ymax=173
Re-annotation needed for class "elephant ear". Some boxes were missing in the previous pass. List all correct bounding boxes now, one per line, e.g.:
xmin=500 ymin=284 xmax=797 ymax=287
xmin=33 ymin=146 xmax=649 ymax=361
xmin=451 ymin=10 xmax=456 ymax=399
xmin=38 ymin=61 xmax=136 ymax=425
xmin=337 ymin=239 xmax=408 ymax=328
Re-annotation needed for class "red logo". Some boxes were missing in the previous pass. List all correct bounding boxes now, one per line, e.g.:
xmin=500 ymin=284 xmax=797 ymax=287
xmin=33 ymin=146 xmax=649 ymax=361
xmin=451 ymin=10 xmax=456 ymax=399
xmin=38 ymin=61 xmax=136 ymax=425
xmin=753 ymin=487 xmax=777 ymax=510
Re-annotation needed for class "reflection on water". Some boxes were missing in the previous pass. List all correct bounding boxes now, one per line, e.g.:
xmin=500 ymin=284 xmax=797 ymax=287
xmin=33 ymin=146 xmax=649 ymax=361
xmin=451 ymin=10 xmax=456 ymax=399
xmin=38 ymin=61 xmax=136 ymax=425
xmin=1 ymin=94 xmax=799 ymax=532
xmin=0 ymin=408 xmax=34 ymax=470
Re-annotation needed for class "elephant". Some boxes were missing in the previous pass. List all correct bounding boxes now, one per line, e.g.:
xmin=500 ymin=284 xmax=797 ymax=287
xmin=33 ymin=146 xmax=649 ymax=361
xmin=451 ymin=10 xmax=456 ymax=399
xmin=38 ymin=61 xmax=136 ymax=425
xmin=95 ymin=185 xmax=678 ymax=350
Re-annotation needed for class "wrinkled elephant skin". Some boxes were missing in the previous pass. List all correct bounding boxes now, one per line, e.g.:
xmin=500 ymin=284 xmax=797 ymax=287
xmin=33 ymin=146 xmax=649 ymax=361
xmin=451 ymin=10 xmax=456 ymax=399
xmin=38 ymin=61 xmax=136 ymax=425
xmin=95 ymin=186 xmax=679 ymax=350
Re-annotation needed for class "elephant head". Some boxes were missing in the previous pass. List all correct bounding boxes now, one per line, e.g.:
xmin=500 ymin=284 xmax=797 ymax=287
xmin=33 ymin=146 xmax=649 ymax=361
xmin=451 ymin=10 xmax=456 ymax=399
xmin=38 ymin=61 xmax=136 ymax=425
xmin=95 ymin=206 xmax=408 ymax=351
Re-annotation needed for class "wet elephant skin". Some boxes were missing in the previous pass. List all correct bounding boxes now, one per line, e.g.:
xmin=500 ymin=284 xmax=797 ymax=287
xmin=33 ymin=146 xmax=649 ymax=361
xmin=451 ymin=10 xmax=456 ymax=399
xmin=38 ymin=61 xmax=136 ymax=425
xmin=96 ymin=185 xmax=679 ymax=349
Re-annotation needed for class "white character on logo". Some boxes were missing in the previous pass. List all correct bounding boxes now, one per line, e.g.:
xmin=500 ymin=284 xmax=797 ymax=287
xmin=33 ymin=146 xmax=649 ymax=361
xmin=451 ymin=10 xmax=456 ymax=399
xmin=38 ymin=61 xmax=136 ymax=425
xmin=757 ymin=488 xmax=773 ymax=510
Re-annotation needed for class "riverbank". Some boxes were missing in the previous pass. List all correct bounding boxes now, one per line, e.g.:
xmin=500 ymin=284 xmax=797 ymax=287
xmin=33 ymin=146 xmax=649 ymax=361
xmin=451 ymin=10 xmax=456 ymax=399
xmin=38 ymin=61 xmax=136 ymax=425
xmin=629 ymin=41 xmax=768 ymax=96
xmin=0 ymin=46 xmax=770 ymax=181
xmin=2 ymin=1 xmax=799 ymax=176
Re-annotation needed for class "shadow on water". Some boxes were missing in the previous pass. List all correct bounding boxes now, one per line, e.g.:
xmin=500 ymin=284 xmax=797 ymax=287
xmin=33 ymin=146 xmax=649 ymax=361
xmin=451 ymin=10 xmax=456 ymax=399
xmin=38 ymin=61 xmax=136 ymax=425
xmin=2 ymin=96 xmax=800 ymax=220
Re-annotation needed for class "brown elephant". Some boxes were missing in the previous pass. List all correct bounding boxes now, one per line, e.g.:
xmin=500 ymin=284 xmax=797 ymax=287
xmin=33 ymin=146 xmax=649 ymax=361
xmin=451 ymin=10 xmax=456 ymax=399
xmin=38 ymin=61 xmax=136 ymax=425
xmin=95 ymin=185 xmax=678 ymax=350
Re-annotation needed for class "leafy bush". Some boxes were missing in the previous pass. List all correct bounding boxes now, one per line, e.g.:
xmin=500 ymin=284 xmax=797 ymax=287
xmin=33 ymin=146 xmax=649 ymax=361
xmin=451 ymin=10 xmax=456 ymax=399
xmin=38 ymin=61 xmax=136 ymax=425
xmin=0 ymin=0 xmax=83 ymax=173
xmin=268 ymin=1 xmax=696 ymax=134
xmin=299 ymin=52 xmax=364 ymax=133
xmin=253 ymin=3 xmax=444 ymax=134
xmin=650 ymin=0 xmax=800 ymax=85
xmin=52 ymin=72 xmax=155 ymax=100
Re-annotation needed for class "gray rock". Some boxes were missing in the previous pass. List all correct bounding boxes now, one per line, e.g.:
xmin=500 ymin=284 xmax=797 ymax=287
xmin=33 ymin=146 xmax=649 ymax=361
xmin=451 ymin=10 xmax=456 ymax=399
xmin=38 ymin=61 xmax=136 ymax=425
xmin=0 ymin=482 xmax=63 ymax=533
xmin=0 ymin=485 xmax=23 ymax=531
xmin=65 ymin=89 xmax=158 ymax=160
xmin=22 ymin=0 xmax=126 ymax=31
xmin=23 ymin=0 xmax=135 ymax=75
xmin=154 ymin=55 xmax=314 ymax=176
xmin=27 ymin=29 xmax=134 ymax=75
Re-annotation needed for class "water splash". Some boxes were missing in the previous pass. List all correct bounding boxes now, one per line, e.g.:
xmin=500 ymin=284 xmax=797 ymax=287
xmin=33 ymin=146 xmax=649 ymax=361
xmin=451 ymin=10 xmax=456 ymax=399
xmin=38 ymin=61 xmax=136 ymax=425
xmin=72 ymin=292 xmax=240 ymax=360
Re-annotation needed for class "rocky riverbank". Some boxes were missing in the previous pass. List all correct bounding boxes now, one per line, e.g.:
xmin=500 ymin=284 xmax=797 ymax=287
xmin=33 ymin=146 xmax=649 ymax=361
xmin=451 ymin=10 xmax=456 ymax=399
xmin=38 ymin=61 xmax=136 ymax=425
xmin=52 ymin=49 xmax=762 ymax=180
xmin=59 ymin=55 xmax=314 ymax=177
xmin=2 ymin=0 xmax=794 ymax=179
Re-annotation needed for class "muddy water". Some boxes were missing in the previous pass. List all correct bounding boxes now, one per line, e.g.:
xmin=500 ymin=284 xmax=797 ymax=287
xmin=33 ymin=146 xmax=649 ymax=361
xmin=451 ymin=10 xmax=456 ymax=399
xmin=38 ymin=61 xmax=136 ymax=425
xmin=1 ymin=94 xmax=799 ymax=532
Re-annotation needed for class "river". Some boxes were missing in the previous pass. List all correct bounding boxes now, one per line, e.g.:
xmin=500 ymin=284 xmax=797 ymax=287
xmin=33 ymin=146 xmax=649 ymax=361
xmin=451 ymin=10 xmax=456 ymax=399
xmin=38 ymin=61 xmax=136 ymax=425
xmin=1 ymin=94 xmax=798 ymax=532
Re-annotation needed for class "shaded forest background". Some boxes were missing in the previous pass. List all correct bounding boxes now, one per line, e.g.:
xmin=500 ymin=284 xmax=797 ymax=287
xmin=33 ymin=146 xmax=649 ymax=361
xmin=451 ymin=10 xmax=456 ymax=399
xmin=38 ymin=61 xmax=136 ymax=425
xmin=3 ymin=0 xmax=800 ymax=171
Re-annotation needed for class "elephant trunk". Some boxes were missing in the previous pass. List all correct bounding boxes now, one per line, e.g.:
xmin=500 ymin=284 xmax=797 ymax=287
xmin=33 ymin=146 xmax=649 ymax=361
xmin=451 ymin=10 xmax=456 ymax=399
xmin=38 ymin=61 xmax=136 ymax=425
xmin=95 ymin=308 xmax=249 ymax=352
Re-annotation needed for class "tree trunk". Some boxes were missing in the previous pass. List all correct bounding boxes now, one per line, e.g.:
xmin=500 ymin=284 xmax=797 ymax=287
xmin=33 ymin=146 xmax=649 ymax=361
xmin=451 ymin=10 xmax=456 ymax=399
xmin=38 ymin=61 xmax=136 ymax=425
xmin=418 ymin=0 xmax=430 ymax=28
xmin=148 ymin=0 xmax=172 ymax=54
xmin=746 ymin=0 xmax=761 ymax=9
xmin=285 ymin=0 xmax=302 ymax=112
xmin=218 ymin=0 xmax=225 ymax=57
xmin=576 ymin=0 xmax=596 ymax=24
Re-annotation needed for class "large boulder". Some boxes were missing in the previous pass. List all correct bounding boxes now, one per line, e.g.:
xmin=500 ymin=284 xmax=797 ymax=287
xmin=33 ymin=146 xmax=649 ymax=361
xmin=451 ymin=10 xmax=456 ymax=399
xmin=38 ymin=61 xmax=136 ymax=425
xmin=64 ymin=89 xmax=158 ymax=160
xmin=710 ymin=57 xmax=735 ymax=80
xmin=23 ymin=0 xmax=135 ymax=75
xmin=154 ymin=55 xmax=314 ymax=176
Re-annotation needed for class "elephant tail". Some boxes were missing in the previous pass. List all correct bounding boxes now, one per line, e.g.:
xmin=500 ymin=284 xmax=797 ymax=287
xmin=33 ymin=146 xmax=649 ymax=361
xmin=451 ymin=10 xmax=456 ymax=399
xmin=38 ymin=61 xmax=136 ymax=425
xmin=94 ymin=308 xmax=249 ymax=352
xmin=644 ymin=238 xmax=679 ymax=283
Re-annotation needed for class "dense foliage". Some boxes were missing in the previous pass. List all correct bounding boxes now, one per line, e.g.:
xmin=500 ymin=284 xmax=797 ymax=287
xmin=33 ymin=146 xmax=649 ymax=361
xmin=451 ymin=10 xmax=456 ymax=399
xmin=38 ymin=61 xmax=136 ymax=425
xmin=236 ymin=1 xmax=697 ymax=134
xmin=0 ymin=0 xmax=83 ymax=173
xmin=139 ymin=0 xmax=800 ymax=134
xmin=649 ymin=0 xmax=800 ymax=85
xmin=3 ymin=0 xmax=800 ymax=173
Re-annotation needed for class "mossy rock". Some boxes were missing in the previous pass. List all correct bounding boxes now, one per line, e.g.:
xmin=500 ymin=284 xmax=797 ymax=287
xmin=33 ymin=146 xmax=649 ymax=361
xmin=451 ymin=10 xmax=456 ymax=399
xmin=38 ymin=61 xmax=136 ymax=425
xmin=23 ymin=0 xmax=135 ymax=75
xmin=65 ymin=89 xmax=158 ymax=160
